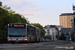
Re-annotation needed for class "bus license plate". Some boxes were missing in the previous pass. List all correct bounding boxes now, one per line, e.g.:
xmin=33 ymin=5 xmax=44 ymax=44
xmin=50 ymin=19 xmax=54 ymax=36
xmin=16 ymin=41 xmax=19 ymax=42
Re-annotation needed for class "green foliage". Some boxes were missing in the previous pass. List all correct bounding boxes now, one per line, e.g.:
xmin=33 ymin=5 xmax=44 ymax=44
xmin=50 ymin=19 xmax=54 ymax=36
xmin=9 ymin=10 xmax=15 ymax=14
xmin=44 ymin=36 xmax=52 ymax=39
xmin=0 ymin=6 xmax=29 ymax=30
xmin=0 ymin=2 xmax=29 ymax=40
xmin=0 ymin=8 xmax=9 ymax=29
xmin=31 ymin=23 xmax=45 ymax=37
xmin=2 ymin=5 xmax=11 ymax=11
xmin=0 ymin=1 xmax=2 ymax=7
xmin=59 ymin=32 xmax=66 ymax=40
xmin=0 ymin=29 xmax=7 ymax=39
xmin=67 ymin=32 xmax=69 ymax=35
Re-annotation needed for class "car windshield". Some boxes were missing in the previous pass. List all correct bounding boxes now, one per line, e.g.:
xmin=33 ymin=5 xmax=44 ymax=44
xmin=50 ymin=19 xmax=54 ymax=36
xmin=8 ymin=27 xmax=26 ymax=37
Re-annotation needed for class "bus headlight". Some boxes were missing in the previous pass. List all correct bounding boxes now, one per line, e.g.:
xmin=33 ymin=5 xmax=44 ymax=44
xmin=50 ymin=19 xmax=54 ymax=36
xmin=7 ymin=37 xmax=9 ymax=39
xmin=24 ymin=39 xmax=28 ymax=40
xmin=8 ymin=39 xmax=11 ymax=40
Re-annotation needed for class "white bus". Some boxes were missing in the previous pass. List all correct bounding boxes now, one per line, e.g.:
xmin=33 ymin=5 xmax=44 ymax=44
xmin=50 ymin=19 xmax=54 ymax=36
xmin=7 ymin=23 xmax=41 ymax=43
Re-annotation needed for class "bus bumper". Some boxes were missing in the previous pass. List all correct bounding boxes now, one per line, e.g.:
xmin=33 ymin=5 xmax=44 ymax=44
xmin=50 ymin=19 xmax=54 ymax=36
xmin=7 ymin=40 xmax=29 ymax=42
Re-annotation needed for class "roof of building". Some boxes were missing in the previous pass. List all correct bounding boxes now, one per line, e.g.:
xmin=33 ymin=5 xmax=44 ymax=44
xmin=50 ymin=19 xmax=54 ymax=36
xmin=60 ymin=28 xmax=72 ymax=32
xmin=44 ymin=25 xmax=56 ymax=28
xmin=44 ymin=25 xmax=64 ymax=28
xmin=60 ymin=13 xmax=73 ymax=16
xmin=44 ymin=25 xmax=59 ymax=31
xmin=56 ymin=25 xmax=64 ymax=28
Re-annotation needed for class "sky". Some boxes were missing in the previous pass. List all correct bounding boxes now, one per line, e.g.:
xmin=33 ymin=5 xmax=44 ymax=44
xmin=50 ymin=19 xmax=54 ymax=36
xmin=0 ymin=0 xmax=75 ymax=27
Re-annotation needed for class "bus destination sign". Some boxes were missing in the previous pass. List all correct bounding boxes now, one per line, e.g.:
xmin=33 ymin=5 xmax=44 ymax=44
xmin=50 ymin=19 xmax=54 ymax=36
xmin=14 ymin=25 xmax=24 ymax=27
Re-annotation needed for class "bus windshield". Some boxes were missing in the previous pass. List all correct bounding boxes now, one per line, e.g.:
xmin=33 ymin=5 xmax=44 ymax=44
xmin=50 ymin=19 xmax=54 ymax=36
xmin=8 ymin=27 xmax=26 ymax=37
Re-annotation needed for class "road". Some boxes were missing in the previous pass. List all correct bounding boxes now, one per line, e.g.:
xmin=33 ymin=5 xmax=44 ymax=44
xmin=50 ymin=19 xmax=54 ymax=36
xmin=0 ymin=41 xmax=75 ymax=50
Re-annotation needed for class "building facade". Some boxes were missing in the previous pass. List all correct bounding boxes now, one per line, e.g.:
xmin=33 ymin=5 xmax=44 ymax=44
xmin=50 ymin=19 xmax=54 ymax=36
xmin=44 ymin=25 xmax=59 ymax=40
xmin=56 ymin=25 xmax=64 ymax=31
xmin=60 ymin=13 xmax=74 ymax=28
xmin=59 ymin=28 xmax=71 ymax=40
xmin=71 ymin=12 xmax=75 ymax=41
xmin=59 ymin=28 xmax=71 ymax=37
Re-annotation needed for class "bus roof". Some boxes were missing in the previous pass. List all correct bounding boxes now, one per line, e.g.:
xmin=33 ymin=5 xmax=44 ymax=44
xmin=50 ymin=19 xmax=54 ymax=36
xmin=8 ymin=23 xmax=27 ymax=25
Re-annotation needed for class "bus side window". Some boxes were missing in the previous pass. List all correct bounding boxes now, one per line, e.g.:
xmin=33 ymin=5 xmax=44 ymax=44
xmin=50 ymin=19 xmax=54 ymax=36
xmin=37 ymin=30 xmax=40 ymax=36
xmin=32 ymin=28 xmax=36 ymax=36
xmin=27 ymin=26 xmax=30 ymax=37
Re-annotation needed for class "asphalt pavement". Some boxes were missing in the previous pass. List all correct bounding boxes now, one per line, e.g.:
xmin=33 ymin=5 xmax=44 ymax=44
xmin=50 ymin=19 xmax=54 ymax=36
xmin=0 ymin=41 xmax=75 ymax=50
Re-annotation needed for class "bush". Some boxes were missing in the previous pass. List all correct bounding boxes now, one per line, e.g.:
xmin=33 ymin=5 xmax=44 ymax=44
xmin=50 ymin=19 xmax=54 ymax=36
xmin=0 ymin=29 xmax=7 ymax=43
xmin=0 ymin=29 xmax=7 ymax=39
xmin=59 ymin=33 xmax=66 ymax=40
xmin=44 ymin=36 xmax=52 ymax=39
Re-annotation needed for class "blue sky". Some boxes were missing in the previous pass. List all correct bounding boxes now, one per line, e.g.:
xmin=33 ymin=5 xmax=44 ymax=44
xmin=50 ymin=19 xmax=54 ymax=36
xmin=0 ymin=0 xmax=75 ymax=26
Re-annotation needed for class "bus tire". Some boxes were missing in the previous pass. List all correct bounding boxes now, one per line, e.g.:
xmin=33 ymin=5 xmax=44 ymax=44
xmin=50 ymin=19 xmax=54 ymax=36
xmin=30 ymin=37 xmax=31 ymax=43
xmin=7 ymin=42 xmax=10 ymax=44
xmin=12 ymin=42 xmax=14 ymax=44
xmin=35 ymin=38 xmax=37 ymax=43
xmin=38 ymin=38 xmax=40 ymax=43
xmin=39 ymin=38 xmax=40 ymax=42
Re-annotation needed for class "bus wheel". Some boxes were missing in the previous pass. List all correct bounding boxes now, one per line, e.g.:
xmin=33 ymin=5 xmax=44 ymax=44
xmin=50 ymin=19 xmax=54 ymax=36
xmin=35 ymin=38 xmax=36 ymax=43
xmin=38 ymin=38 xmax=40 ymax=43
xmin=39 ymin=38 xmax=40 ymax=42
xmin=7 ymin=42 xmax=10 ymax=44
xmin=12 ymin=42 xmax=14 ymax=44
xmin=30 ymin=37 xmax=31 ymax=43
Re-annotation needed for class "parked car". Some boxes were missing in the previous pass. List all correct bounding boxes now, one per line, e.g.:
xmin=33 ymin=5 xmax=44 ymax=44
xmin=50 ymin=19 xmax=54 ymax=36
xmin=41 ymin=39 xmax=45 ymax=42
xmin=50 ymin=39 xmax=52 ymax=41
xmin=44 ymin=39 xmax=50 ymax=42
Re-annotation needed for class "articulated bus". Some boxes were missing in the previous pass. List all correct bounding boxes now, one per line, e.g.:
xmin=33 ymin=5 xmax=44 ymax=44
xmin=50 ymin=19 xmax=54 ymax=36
xmin=7 ymin=23 xmax=41 ymax=43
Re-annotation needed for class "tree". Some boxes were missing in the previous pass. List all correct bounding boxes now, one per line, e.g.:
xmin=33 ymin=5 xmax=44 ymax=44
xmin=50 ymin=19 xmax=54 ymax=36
xmin=0 ymin=7 xmax=9 ymax=30
xmin=31 ymin=23 xmax=45 ymax=37
xmin=44 ymin=36 xmax=52 ymax=39
xmin=9 ymin=10 xmax=15 ymax=14
xmin=0 ymin=1 xmax=2 ymax=7
xmin=0 ymin=2 xmax=29 ymax=41
xmin=67 ymin=32 xmax=69 ymax=35
xmin=0 ymin=6 xmax=29 ymax=30
xmin=59 ymin=32 xmax=66 ymax=40
xmin=2 ymin=5 xmax=11 ymax=11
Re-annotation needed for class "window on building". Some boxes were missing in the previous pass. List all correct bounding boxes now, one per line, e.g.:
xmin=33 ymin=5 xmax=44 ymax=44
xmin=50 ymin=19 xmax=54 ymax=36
xmin=52 ymin=33 xmax=54 ymax=36
xmin=47 ymin=32 xmax=50 ymax=35
xmin=52 ymin=29 xmax=54 ymax=31
xmin=47 ymin=29 xmax=50 ymax=33
xmin=47 ymin=29 xmax=49 ymax=31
